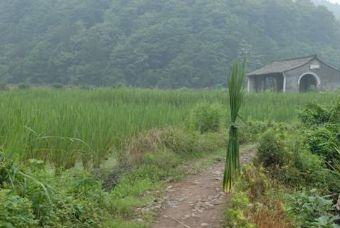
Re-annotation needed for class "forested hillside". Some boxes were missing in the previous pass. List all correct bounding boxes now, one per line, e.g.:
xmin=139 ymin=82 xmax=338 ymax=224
xmin=312 ymin=0 xmax=340 ymax=19
xmin=1 ymin=0 xmax=340 ymax=88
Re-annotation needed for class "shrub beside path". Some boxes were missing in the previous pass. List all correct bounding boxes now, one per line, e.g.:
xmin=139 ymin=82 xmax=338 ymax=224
xmin=152 ymin=147 xmax=256 ymax=228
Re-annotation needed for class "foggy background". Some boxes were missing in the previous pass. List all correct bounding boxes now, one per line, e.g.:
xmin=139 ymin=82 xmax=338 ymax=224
xmin=0 ymin=0 xmax=340 ymax=88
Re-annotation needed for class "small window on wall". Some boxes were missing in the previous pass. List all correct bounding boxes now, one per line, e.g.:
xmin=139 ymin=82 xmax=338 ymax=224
xmin=310 ymin=64 xmax=320 ymax=70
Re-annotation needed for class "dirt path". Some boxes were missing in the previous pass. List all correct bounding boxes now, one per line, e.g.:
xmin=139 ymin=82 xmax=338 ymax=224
xmin=152 ymin=148 xmax=256 ymax=228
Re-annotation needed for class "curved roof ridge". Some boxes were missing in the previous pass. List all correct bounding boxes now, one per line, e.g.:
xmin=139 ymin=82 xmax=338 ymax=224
xmin=275 ymin=54 xmax=317 ymax=62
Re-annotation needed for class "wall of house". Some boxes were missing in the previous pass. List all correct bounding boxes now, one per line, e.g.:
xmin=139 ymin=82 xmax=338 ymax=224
xmin=284 ymin=59 xmax=340 ymax=92
xmin=248 ymin=73 xmax=284 ymax=92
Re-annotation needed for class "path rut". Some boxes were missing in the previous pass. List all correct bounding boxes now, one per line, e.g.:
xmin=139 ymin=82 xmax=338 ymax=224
xmin=152 ymin=148 xmax=256 ymax=228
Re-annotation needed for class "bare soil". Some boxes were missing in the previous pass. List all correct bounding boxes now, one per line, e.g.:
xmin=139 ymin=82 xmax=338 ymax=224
xmin=152 ymin=148 xmax=256 ymax=228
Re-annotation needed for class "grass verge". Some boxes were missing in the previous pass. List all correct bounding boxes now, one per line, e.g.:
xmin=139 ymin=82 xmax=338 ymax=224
xmin=0 ymin=127 xmax=228 ymax=227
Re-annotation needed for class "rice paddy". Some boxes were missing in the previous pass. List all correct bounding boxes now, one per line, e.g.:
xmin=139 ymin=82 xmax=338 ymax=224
xmin=1 ymin=87 xmax=340 ymax=167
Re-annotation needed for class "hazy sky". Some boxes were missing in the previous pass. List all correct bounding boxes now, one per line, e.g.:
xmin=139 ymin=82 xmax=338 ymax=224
xmin=329 ymin=0 xmax=340 ymax=4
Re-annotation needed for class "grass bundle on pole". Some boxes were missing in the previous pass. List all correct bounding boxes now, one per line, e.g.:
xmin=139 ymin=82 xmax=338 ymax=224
xmin=223 ymin=61 xmax=246 ymax=192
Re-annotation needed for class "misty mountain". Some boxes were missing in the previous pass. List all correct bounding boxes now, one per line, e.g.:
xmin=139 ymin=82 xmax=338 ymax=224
xmin=0 ymin=0 xmax=340 ymax=88
xmin=312 ymin=0 xmax=340 ymax=19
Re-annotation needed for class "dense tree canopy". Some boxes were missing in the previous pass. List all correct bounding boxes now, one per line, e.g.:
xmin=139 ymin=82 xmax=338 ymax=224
xmin=313 ymin=0 xmax=340 ymax=19
xmin=0 ymin=0 xmax=340 ymax=88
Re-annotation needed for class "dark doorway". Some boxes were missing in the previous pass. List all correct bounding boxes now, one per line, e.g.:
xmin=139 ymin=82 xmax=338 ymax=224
xmin=299 ymin=74 xmax=318 ymax=92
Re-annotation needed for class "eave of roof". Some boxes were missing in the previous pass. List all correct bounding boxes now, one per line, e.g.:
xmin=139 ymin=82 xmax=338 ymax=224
xmin=247 ymin=55 xmax=317 ymax=76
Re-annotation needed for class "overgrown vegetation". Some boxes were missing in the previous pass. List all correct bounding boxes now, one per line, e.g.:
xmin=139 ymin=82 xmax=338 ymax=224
xmin=2 ymin=88 xmax=340 ymax=227
xmin=0 ymin=126 xmax=227 ymax=227
xmin=0 ymin=90 xmax=231 ymax=227
xmin=226 ymin=101 xmax=340 ymax=228
xmin=286 ymin=190 xmax=340 ymax=228
xmin=225 ymin=165 xmax=292 ymax=228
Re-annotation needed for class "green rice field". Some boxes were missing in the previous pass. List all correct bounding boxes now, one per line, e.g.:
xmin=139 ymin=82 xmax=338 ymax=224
xmin=1 ymin=88 xmax=339 ymax=167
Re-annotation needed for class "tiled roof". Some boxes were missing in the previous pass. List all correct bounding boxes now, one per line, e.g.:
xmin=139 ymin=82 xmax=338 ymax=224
xmin=248 ymin=55 xmax=316 ymax=76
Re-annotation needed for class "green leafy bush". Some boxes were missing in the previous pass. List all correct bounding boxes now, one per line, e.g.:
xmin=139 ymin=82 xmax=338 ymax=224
xmin=257 ymin=130 xmax=288 ymax=169
xmin=293 ymin=102 xmax=340 ymax=193
xmin=286 ymin=190 xmax=340 ymax=228
xmin=330 ymin=102 xmax=340 ymax=123
xmin=300 ymin=102 xmax=340 ymax=168
xmin=189 ymin=103 xmax=224 ymax=133
xmin=281 ymin=149 xmax=331 ymax=190
xmin=299 ymin=103 xmax=331 ymax=126
xmin=238 ymin=121 xmax=287 ymax=144
xmin=256 ymin=126 xmax=334 ymax=190
xmin=305 ymin=126 xmax=339 ymax=166
xmin=0 ymin=189 xmax=37 ymax=228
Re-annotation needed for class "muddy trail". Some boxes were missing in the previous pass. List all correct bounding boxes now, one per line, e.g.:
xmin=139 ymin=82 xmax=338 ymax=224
xmin=152 ymin=148 xmax=256 ymax=228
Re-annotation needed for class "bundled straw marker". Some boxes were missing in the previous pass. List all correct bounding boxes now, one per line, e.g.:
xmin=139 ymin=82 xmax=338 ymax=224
xmin=223 ymin=61 xmax=246 ymax=193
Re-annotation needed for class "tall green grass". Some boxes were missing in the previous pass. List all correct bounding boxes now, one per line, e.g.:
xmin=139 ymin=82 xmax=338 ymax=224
xmin=1 ymin=87 xmax=340 ymax=167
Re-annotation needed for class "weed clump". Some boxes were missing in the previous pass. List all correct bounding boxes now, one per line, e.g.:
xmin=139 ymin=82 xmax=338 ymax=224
xmin=256 ymin=126 xmax=332 ymax=190
xmin=52 ymin=83 xmax=64 ymax=89
xmin=299 ymin=103 xmax=340 ymax=165
xmin=0 ymin=153 xmax=110 ymax=227
xmin=122 ymin=128 xmax=226 ymax=167
xmin=225 ymin=191 xmax=255 ymax=228
xmin=238 ymin=121 xmax=278 ymax=144
xmin=225 ymin=165 xmax=293 ymax=228
xmin=0 ymin=83 xmax=9 ymax=91
xmin=0 ymin=189 xmax=37 ymax=227
xmin=299 ymin=103 xmax=331 ymax=126
xmin=305 ymin=126 xmax=339 ymax=165
xmin=18 ymin=83 xmax=31 ymax=89
xmin=122 ymin=129 xmax=163 ymax=166
xmin=286 ymin=190 xmax=339 ymax=228
xmin=257 ymin=130 xmax=288 ymax=169
xmin=189 ymin=103 xmax=224 ymax=133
